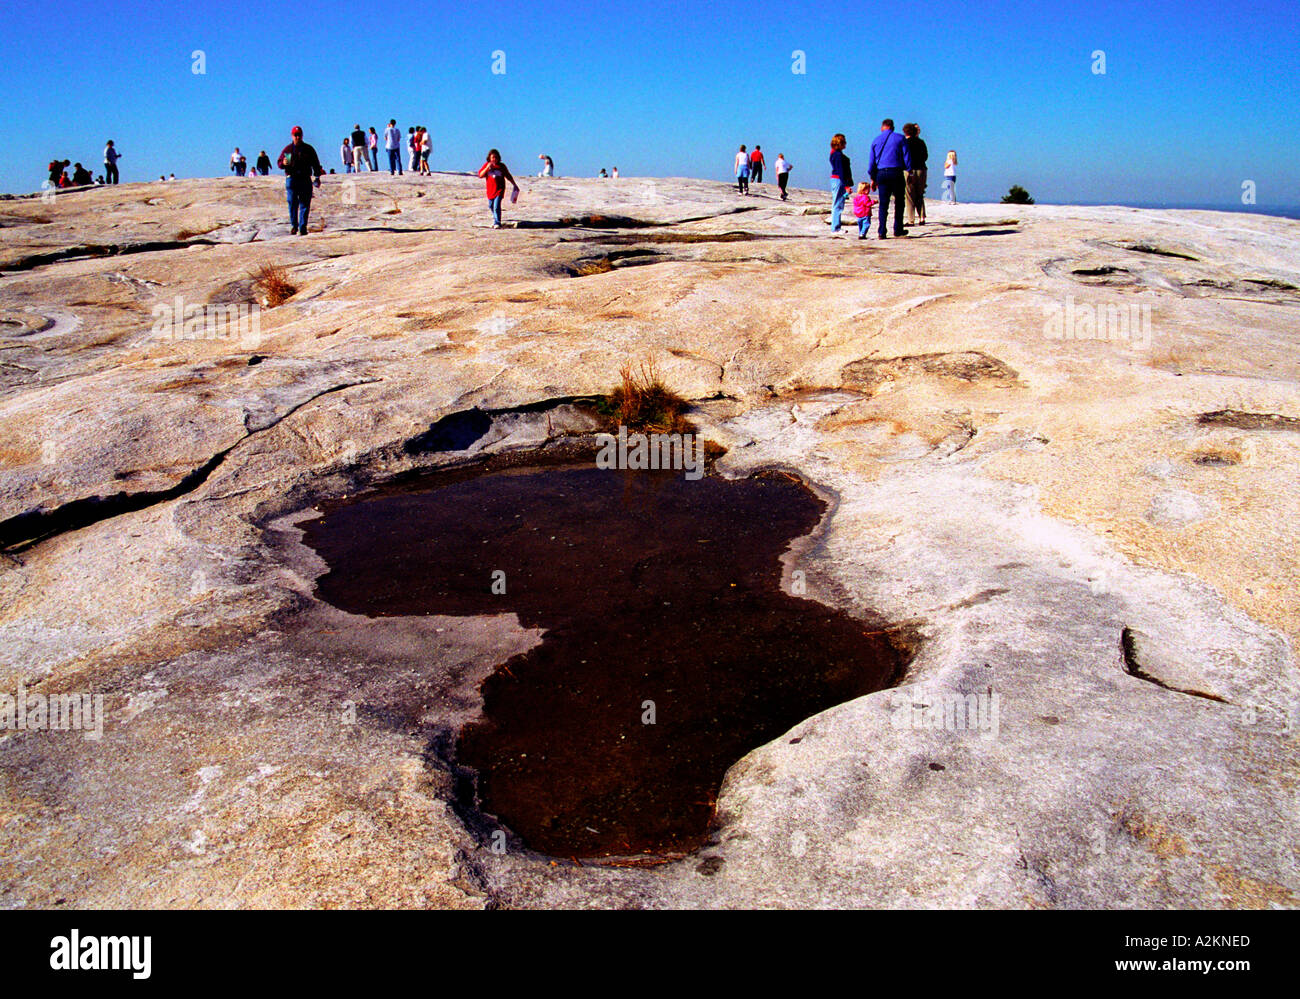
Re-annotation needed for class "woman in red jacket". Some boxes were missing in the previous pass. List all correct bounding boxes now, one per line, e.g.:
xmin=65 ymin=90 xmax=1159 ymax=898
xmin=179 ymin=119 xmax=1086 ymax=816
xmin=476 ymin=149 xmax=519 ymax=229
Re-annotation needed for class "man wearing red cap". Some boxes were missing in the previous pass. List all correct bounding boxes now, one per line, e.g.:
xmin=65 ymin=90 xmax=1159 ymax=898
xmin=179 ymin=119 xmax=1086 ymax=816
xmin=276 ymin=126 xmax=324 ymax=235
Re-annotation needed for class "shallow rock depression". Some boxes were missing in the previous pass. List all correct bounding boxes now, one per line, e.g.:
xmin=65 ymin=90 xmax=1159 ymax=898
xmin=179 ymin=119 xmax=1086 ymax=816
xmin=299 ymin=461 xmax=907 ymax=858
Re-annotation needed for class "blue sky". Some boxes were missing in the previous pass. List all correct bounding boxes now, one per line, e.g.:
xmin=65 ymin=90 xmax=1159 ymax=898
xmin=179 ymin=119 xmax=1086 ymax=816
xmin=3 ymin=0 xmax=1297 ymax=207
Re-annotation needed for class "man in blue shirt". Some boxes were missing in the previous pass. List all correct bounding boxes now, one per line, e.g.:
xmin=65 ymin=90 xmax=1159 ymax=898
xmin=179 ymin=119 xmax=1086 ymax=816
xmin=868 ymin=118 xmax=912 ymax=239
xmin=384 ymin=120 xmax=403 ymax=175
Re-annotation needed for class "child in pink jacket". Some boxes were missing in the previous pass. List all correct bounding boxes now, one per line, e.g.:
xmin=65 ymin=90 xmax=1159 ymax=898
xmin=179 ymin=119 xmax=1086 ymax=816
xmin=852 ymin=182 xmax=877 ymax=239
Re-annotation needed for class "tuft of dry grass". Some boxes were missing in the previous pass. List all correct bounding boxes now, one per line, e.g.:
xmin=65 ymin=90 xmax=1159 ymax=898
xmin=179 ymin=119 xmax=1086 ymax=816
xmin=574 ymin=258 xmax=614 ymax=277
xmin=251 ymin=262 xmax=296 ymax=307
xmin=600 ymin=360 xmax=691 ymax=434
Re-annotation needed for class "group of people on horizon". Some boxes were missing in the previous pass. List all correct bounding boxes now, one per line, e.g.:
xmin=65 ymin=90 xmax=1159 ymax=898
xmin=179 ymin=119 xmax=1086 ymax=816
xmin=42 ymin=118 xmax=962 ymax=239
xmin=407 ymin=126 xmax=432 ymax=175
xmin=45 ymin=140 xmax=122 ymax=189
xmin=46 ymin=159 xmax=91 ymax=188
xmin=827 ymin=120 xmax=958 ymax=239
xmin=230 ymin=147 xmax=273 ymax=176
xmin=535 ymin=154 xmax=623 ymax=180
xmin=338 ymin=126 xmax=379 ymax=173
xmin=732 ymin=145 xmax=794 ymax=200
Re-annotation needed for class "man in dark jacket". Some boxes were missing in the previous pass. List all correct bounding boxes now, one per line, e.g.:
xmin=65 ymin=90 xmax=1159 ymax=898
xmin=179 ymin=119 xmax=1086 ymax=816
xmin=350 ymin=124 xmax=368 ymax=172
xmin=903 ymin=123 xmax=929 ymax=226
xmin=277 ymin=126 xmax=324 ymax=235
xmin=868 ymin=118 xmax=912 ymax=239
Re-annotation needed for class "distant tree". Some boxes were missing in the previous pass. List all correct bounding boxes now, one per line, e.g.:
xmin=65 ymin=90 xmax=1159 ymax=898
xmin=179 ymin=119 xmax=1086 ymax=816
xmin=1002 ymin=185 xmax=1035 ymax=204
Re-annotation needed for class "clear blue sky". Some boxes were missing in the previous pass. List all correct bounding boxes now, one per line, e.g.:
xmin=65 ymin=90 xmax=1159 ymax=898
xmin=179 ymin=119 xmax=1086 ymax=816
xmin=3 ymin=0 xmax=1297 ymax=207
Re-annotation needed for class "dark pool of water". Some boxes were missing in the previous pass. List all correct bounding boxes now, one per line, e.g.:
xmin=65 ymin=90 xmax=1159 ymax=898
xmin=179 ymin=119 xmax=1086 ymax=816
xmin=299 ymin=463 xmax=905 ymax=858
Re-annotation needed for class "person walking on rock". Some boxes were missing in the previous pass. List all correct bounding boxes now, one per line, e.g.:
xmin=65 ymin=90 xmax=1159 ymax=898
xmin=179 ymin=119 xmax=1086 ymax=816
xmin=104 ymin=140 xmax=121 ymax=184
xmin=734 ymin=144 xmax=750 ymax=194
xmin=231 ymin=147 xmax=247 ymax=176
xmin=749 ymin=145 xmax=765 ymax=184
xmin=255 ymin=150 xmax=272 ymax=175
xmin=384 ymin=120 xmax=403 ymax=175
xmin=278 ymin=125 xmax=324 ymax=236
xmin=477 ymin=148 xmax=518 ymax=229
xmin=774 ymin=152 xmax=791 ymax=200
xmin=868 ymin=118 xmax=911 ymax=239
xmin=902 ymin=123 xmax=928 ymax=226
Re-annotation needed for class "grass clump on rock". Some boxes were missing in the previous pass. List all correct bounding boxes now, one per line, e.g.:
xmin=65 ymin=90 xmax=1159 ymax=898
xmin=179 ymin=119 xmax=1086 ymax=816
xmin=252 ymin=262 xmax=296 ymax=307
xmin=599 ymin=361 xmax=691 ymax=434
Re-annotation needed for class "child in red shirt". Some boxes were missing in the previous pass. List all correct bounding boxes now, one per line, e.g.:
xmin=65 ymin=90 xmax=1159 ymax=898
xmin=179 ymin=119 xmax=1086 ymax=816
xmin=476 ymin=149 xmax=519 ymax=229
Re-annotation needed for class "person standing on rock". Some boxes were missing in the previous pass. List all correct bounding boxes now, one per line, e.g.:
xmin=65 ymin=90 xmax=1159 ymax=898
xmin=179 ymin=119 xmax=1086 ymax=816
xmin=774 ymin=153 xmax=791 ymax=200
xmin=867 ymin=118 xmax=911 ymax=239
xmin=943 ymin=150 xmax=958 ymax=203
xmin=278 ymin=125 xmax=324 ymax=236
xmin=350 ymin=125 xmax=368 ymax=172
xmin=828 ymin=133 xmax=852 ymax=233
xmin=749 ymin=145 xmax=765 ymax=184
xmin=734 ymin=144 xmax=750 ymax=195
xmin=408 ymin=127 xmax=419 ymax=173
xmin=538 ymin=153 xmax=554 ymax=177
xmin=419 ymin=127 xmax=432 ymax=175
xmin=255 ymin=150 xmax=272 ymax=175
xmin=852 ymin=182 xmax=876 ymax=239
xmin=367 ymin=127 xmax=379 ymax=172
xmin=231 ymin=147 xmax=247 ymax=176
xmin=385 ymin=120 xmax=403 ymax=175
xmin=477 ymin=149 xmax=518 ymax=229
xmin=104 ymin=140 xmax=121 ymax=184
xmin=902 ymin=123 xmax=928 ymax=226
xmin=341 ymin=137 xmax=353 ymax=173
